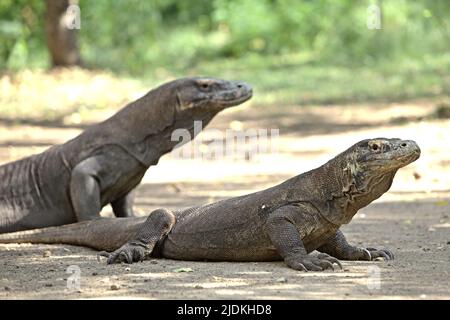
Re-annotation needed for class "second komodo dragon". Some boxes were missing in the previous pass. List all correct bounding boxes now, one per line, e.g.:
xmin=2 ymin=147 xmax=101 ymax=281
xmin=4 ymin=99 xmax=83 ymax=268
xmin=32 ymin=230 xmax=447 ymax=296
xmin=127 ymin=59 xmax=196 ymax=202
xmin=0 ymin=138 xmax=420 ymax=271
xmin=0 ymin=77 xmax=252 ymax=233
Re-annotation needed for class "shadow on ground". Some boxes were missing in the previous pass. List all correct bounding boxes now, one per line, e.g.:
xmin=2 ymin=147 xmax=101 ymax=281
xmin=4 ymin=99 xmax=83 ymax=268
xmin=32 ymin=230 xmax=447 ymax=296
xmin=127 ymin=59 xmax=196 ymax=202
xmin=0 ymin=99 xmax=449 ymax=299
xmin=1 ymin=190 xmax=448 ymax=299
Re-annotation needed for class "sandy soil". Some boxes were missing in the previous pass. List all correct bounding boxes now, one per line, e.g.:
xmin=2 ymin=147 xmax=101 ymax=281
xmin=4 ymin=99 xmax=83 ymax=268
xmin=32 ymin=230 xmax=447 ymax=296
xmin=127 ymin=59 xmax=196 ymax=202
xmin=0 ymin=100 xmax=449 ymax=299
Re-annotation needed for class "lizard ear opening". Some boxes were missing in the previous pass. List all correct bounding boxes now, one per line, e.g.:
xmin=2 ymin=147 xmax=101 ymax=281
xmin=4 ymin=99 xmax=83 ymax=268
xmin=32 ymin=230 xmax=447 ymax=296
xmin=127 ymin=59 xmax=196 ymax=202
xmin=368 ymin=140 xmax=384 ymax=153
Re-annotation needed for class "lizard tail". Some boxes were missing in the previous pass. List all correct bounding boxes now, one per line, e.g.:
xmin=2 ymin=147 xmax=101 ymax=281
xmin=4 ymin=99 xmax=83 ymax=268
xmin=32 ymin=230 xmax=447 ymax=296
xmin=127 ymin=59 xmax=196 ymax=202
xmin=0 ymin=217 xmax=146 ymax=251
xmin=0 ymin=222 xmax=95 ymax=247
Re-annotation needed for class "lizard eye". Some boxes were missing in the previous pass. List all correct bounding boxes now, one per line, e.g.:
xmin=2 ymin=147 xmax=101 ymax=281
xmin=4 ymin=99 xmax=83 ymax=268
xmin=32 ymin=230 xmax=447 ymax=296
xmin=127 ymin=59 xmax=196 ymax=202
xmin=370 ymin=143 xmax=380 ymax=151
xmin=198 ymin=82 xmax=210 ymax=90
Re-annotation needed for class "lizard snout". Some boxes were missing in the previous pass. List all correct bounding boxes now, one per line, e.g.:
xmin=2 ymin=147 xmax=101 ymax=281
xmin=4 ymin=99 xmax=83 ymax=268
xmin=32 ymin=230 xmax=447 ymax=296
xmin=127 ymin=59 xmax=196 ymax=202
xmin=399 ymin=140 xmax=420 ymax=155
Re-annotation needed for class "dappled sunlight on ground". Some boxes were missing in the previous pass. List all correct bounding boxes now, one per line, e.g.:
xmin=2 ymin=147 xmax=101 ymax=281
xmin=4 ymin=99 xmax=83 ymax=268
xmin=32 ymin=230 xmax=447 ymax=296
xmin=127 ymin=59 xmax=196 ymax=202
xmin=0 ymin=68 xmax=144 ymax=125
xmin=0 ymin=72 xmax=449 ymax=298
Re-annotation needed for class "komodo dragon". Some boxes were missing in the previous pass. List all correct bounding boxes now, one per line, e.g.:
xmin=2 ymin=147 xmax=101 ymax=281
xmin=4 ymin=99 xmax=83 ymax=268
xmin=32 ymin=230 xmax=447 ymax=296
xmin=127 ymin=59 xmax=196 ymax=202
xmin=0 ymin=138 xmax=420 ymax=271
xmin=0 ymin=77 xmax=252 ymax=233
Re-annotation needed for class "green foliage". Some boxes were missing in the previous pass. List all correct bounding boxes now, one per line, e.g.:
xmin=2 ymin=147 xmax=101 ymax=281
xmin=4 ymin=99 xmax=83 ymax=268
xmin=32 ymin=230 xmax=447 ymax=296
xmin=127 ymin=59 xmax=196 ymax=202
xmin=184 ymin=52 xmax=450 ymax=107
xmin=0 ymin=0 xmax=449 ymax=75
xmin=0 ymin=0 xmax=47 ymax=70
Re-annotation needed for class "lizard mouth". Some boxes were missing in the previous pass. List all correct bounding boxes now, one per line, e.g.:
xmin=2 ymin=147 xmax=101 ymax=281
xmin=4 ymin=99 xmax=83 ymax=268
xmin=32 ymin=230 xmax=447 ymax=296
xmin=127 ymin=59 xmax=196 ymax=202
xmin=218 ymin=91 xmax=253 ymax=106
xmin=394 ymin=142 xmax=421 ymax=164
xmin=215 ymin=83 xmax=253 ymax=107
xmin=396 ymin=149 xmax=421 ymax=164
xmin=368 ymin=149 xmax=420 ymax=170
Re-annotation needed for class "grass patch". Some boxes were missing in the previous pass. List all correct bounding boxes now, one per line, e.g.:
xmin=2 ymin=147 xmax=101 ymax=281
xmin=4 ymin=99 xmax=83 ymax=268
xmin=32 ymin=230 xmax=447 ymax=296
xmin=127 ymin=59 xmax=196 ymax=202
xmin=1 ymin=53 xmax=449 ymax=124
xmin=169 ymin=52 xmax=450 ymax=106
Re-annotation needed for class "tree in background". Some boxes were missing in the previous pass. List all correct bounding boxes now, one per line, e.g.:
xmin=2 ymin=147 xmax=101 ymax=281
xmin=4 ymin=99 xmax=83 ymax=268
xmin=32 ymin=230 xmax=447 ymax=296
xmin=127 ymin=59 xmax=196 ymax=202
xmin=45 ymin=0 xmax=80 ymax=67
xmin=0 ymin=0 xmax=449 ymax=72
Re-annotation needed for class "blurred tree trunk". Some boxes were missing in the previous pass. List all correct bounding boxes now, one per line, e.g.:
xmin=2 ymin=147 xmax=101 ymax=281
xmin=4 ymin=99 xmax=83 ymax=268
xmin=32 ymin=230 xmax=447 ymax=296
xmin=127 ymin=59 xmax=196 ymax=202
xmin=377 ymin=0 xmax=383 ymax=28
xmin=46 ymin=0 xmax=81 ymax=67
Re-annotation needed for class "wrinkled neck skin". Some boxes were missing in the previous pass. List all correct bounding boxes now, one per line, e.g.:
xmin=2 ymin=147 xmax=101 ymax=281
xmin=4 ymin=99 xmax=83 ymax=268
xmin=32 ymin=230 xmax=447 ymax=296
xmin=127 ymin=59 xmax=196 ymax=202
xmin=307 ymin=151 xmax=397 ymax=226
xmin=101 ymin=84 xmax=221 ymax=166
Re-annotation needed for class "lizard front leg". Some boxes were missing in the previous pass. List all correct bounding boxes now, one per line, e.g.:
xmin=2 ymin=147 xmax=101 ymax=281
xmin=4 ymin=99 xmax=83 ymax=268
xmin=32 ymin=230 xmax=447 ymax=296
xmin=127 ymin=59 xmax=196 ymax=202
xmin=265 ymin=205 xmax=342 ymax=271
xmin=99 ymin=208 xmax=175 ymax=264
xmin=70 ymin=157 xmax=104 ymax=221
xmin=318 ymin=229 xmax=394 ymax=261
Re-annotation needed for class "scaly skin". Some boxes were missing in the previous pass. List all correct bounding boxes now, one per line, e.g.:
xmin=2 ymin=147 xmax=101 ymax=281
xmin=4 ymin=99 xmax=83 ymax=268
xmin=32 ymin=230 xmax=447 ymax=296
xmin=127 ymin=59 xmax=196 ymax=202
xmin=0 ymin=138 xmax=420 ymax=271
xmin=0 ymin=78 xmax=252 ymax=233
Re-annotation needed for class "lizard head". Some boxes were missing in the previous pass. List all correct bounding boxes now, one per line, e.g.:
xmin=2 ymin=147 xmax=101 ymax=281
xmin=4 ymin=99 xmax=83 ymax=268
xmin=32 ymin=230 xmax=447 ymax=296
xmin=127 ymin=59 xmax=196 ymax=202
xmin=342 ymin=138 xmax=420 ymax=196
xmin=334 ymin=138 xmax=421 ymax=219
xmin=351 ymin=138 xmax=421 ymax=173
xmin=174 ymin=77 xmax=253 ymax=112
xmin=314 ymin=138 xmax=420 ymax=225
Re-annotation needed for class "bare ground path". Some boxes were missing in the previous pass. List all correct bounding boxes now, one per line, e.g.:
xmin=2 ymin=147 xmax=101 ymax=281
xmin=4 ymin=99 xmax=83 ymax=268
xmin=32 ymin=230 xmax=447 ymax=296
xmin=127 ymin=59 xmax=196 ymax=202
xmin=0 ymin=100 xmax=449 ymax=299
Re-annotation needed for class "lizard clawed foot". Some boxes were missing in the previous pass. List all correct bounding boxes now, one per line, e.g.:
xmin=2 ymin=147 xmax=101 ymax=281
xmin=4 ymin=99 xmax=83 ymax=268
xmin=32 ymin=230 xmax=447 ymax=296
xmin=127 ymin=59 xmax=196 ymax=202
xmin=351 ymin=247 xmax=394 ymax=261
xmin=366 ymin=247 xmax=394 ymax=261
xmin=97 ymin=242 xmax=149 ymax=264
xmin=285 ymin=253 xmax=342 ymax=272
xmin=317 ymin=253 xmax=343 ymax=270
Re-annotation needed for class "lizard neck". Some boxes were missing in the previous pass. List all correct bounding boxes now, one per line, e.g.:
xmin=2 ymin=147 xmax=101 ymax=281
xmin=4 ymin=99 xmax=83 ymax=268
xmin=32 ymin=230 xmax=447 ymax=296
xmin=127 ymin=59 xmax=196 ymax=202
xmin=299 ymin=152 xmax=396 ymax=225
xmin=134 ymin=110 xmax=219 ymax=166
xmin=95 ymin=84 xmax=219 ymax=167
xmin=343 ymin=168 xmax=396 ymax=219
xmin=106 ymin=85 xmax=178 ymax=140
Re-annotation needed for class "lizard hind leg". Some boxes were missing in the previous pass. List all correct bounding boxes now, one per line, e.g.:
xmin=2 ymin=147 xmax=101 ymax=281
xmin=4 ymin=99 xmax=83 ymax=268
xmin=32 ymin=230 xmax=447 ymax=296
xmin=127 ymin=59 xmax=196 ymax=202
xmin=99 ymin=208 xmax=176 ymax=264
xmin=111 ymin=190 xmax=136 ymax=218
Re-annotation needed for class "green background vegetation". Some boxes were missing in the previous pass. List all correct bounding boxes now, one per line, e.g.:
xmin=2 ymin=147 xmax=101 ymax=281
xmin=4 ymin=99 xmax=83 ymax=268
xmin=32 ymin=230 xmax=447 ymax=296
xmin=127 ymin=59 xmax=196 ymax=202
xmin=0 ymin=0 xmax=449 ymax=115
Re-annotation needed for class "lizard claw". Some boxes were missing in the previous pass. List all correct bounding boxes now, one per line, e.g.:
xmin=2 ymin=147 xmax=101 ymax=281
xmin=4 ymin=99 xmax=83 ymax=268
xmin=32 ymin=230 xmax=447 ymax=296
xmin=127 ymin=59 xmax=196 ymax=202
xmin=285 ymin=253 xmax=342 ymax=272
xmin=119 ymin=251 xmax=133 ymax=264
xmin=292 ymin=262 xmax=308 ymax=272
xmin=355 ymin=247 xmax=394 ymax=261
xmin=317 ymin=253 xmax=343 ymax=270
xmin=97 ymin=242 xmax=149 ymax=264
xmin=97 ymin=251 xmax=110 ymax=262
xmin=366 ymin=247 xmax=394 ymax=261
xmin=362 ymin=248 xmax=372 ymax=261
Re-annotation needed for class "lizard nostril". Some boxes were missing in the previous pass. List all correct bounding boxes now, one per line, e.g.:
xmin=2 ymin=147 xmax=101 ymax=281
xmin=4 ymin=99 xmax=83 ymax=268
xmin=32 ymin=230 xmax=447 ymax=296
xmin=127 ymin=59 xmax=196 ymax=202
xmin=237 ymin=84 xmax=242 ymax=88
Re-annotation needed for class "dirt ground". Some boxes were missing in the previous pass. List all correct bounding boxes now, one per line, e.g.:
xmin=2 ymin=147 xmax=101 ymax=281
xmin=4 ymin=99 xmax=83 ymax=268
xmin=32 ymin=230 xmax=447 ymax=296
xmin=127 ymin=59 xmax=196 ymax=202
xmin=0 ymin=99 xmax=449 ymax=299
